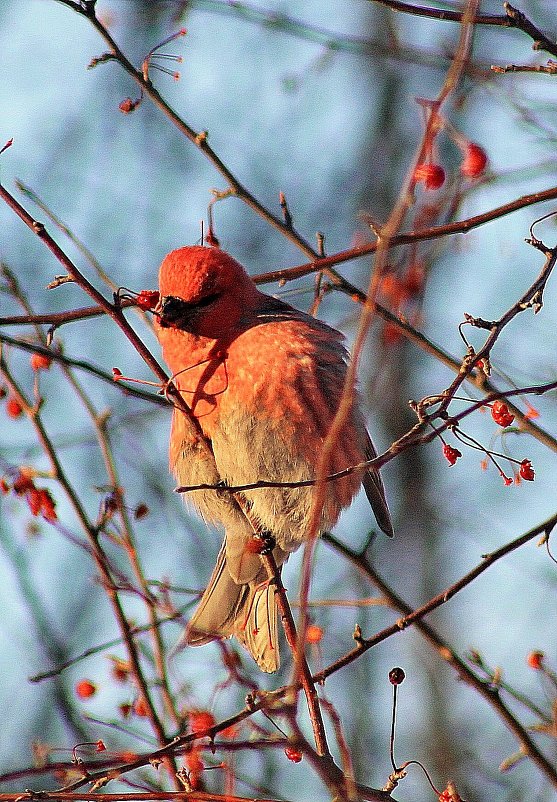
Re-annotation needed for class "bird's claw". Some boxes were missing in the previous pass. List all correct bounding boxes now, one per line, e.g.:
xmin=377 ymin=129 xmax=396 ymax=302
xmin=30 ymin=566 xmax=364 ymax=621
xmin=257 ymin=531 xmax=276 ymax=554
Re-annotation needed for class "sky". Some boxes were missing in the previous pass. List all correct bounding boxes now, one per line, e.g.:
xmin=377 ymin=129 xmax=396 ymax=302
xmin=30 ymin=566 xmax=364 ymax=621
xmin=1 ymin=2 xmax=557 ymax=800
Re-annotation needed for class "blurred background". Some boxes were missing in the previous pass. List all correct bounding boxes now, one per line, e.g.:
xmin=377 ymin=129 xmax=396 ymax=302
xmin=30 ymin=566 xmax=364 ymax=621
xmin=1 ymin=1 xmax=557 ymax=800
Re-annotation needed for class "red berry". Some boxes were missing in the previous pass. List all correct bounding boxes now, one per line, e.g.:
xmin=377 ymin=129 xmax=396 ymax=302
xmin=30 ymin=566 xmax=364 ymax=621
xmin=37 ymin=489 xmax=57 ymax=522
xmin=380 ymin=273 xmax=408 ymax=309
xmin=306 ymin=624 xmax=323 ymax=644
xmin=526 ymin=650 xmax=544 ymax=669
xmin=189 ymin=710 xmax=215 ymax=735
xmin=389 ymin=667 xmax=405 ymax=685
xmin=460 ymin=143 xmax=488 ymax=178
xmin=6 ymin=396 xmax=23 ymax=418
xmin=403 ymin=262 xmax=425 ymax=297
xmin=519 ymin=459 xmax=535 ymax=481
xmin=381 ymin=321 xmax=404 ymax=346
xmin=442 ymin=443 xmax=462 ymax=466
xmin=491 ymin=400 xmax=514 ymax=428
xmin=30 ymin=353 xmax=52 ymax=371
xmin=95 ymin=740 xmax=106 ymax=752
xmin=119 ymin=97 xmax=139 ymax=114
xmin=75 ymin=679 xmax=96 ymax=699
xmin=438 ymin=784 xmax=462 ymax=802
xmin=284 ymin=746 xmax=303 ymax=763
xmin=133 ymin=697 xmax=149 ymax=717
xmin=135 ymin=290 xmax=160 ymax=310
xmin=414 ymin=162 xmax=445 ymax=190
xmin=185 ymin=748 xmax=204 ymax=788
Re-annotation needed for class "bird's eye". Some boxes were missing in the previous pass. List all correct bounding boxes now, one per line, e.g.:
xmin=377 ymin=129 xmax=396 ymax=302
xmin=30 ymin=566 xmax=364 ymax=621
xmin=190 ymin=291 xmax=221 ymax=310
xmin=159 ymin=292 xmax=220 ymax=329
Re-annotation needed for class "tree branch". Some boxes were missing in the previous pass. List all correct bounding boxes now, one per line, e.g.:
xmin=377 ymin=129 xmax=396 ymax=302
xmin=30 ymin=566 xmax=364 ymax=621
xmin=320 ymin=524 xmax=557 ymax=787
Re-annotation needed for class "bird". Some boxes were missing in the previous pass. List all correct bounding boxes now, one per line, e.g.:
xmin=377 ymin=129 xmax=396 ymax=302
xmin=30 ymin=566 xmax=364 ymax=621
xmin=154 ymin=245 xmax=392 ymax=672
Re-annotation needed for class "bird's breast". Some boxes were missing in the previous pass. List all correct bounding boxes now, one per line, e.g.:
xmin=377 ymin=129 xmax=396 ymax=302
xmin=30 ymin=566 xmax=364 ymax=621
xmin=174 ymin=357 xmax=229 ymax=423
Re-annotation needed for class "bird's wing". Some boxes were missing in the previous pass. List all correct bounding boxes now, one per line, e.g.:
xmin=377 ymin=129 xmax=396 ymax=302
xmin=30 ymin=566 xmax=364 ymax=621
xmin=362 ymin=436 xmax=393 ymax=537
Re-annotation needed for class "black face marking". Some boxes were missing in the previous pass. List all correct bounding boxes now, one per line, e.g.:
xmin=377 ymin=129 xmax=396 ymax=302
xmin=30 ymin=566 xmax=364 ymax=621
xmin=159 ymin=292 xmax=221 ymax=329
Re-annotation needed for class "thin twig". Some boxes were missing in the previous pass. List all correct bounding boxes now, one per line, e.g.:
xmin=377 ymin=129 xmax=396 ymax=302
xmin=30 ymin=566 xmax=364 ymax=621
xmin=28 ymin=608 xmax=188 ymax=682
xmin=173 ymin=377 xmax=557 ymax=495
xmin=0 ymin=332 xmax=168 ymax=406
xmin=254 ymin=184 xmax=557 ymax=286
xmin=436 ymin=242 xmax=557 ymax=419
xmin=0 ymin=356 xmax=179 ymax=786
xmin=369 ymin=0 xmax=557 ymax=60
xmin=0 ymin=794 xmax=285 ymax=802
xmin=320 ymin=525 xmax=557 ymax=788
xmin=0 ymin=299 xmax=134 ymax=326
xmin=55 ymin=0 xmax=320 ymax=261
xmin=0 ymin=179 xmax=212 ymax=462
xmin=259 ymin=549 xmax=330 ymax=759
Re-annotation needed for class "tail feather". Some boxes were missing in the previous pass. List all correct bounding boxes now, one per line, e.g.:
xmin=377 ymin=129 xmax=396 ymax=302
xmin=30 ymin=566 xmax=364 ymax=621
xmin=186 ymin=540 xmax=280 ymax=672
xmin=186 ymin=541 xmax=247 ymax=644
xmin=234 ymin=582 xmax=279 ymax=673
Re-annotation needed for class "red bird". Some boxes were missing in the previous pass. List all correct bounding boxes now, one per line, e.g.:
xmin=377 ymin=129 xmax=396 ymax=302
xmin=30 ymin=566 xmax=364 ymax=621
xmin=155 ymin=246 xmax=392 ymax=672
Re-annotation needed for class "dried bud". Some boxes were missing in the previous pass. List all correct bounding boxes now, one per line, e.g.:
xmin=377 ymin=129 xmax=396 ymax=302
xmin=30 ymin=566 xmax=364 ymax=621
xmin=134 ymin=502 xmax=150 ymax=520
xmin=119 ymin=97 xmax=141 ymax=114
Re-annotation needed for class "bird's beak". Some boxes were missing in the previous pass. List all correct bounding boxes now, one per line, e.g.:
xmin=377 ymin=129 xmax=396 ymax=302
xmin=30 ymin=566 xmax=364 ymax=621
xmin=158 ymin=291 xmax=221 ymax=330
xmin=158 ymin=295 xmax=192 ymax=329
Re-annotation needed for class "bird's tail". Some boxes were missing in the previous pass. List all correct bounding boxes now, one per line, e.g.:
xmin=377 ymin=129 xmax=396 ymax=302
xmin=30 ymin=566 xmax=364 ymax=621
xmin=186 ymin=542 xmax=280 ymax=673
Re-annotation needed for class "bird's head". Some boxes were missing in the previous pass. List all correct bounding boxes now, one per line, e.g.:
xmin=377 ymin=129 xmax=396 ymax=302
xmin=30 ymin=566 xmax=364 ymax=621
xmin=155 ymin=246 xmax=260 ymax=339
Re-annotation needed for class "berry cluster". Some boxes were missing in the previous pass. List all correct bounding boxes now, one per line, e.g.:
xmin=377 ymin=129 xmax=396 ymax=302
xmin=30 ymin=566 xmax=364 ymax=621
xmin=1 ymin=470 xmax=57 ymax=523
xmin=413 ymin=102 xmax=488 ymax=192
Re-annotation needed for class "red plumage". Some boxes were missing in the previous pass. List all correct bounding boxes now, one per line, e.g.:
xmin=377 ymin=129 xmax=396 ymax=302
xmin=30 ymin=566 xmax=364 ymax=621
xmin=155 ymin=246 xmax=392 ymax=671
